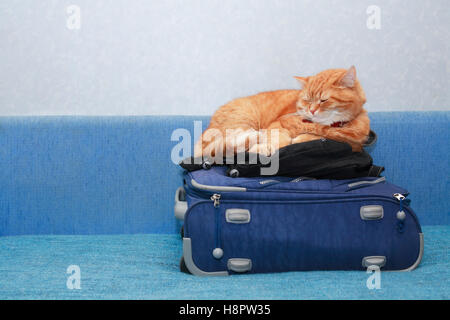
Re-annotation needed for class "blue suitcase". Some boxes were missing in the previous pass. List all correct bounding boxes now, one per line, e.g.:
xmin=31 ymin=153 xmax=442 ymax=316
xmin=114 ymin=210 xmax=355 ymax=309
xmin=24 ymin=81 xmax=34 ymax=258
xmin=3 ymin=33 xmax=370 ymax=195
xmin=175 ymin=167 xmax=423 ymax=276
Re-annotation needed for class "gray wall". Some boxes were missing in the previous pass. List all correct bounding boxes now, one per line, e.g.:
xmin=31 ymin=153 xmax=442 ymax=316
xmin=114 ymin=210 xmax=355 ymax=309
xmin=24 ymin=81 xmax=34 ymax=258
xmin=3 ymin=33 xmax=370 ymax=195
xmin=0 ymin=0 xmax=448 ymax=115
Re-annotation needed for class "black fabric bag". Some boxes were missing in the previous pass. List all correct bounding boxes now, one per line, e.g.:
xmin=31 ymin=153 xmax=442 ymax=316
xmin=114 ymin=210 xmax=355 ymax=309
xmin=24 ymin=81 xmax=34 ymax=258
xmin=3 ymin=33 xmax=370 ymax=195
xmin=179 ymin=131 xmax=383 ymax=179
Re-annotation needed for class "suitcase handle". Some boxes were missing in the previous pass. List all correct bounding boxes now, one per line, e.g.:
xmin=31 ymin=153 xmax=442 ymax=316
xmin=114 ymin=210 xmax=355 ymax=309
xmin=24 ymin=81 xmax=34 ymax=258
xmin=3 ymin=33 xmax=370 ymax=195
xmin=347 ymin=177 xmax=386 ymax=190
xmin=227 ymin=258 xmax=252 ymax=273
xmin=360 ymin=205 xmax=384 ymax=220
xmin=174 ymin=187 xmax=188 ymax=221
xmin=362 ymin=256 xmax=386 ymax=268
xmin=226 ymin=209 xmax=251 ymax=224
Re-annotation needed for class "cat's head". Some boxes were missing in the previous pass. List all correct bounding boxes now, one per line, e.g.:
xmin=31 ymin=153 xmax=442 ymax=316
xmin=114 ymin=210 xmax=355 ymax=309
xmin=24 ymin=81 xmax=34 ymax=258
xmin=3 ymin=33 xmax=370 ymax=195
xmin=294 ymin=66 xmax=366 ymax=125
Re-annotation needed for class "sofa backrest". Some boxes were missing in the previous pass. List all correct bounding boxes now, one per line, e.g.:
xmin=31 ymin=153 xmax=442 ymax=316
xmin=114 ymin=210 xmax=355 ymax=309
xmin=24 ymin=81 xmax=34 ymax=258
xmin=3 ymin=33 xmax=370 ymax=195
xmin=0 ymin=112 xmax=448 ymax=236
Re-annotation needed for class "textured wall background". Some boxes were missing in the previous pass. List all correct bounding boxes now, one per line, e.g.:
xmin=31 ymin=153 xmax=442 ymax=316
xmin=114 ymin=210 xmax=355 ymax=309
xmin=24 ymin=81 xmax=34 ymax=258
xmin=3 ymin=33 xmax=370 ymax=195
xmin=0 ymin=0 xmax=448 ymax=115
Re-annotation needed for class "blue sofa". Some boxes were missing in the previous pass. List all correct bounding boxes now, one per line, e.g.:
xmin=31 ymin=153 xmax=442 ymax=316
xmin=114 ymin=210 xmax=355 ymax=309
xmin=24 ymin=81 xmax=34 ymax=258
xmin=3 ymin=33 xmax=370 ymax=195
xmin=0 ymin=112 xmax=448 ymax=299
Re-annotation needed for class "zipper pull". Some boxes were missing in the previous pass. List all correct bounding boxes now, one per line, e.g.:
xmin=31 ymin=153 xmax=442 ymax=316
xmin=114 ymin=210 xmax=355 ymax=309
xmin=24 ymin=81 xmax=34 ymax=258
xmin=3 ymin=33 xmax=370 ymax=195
xmin=211 ymin=194 xmax=221 ymax=208
xmin=393 ymin=193 xmax=406 ymax=214
xmin=210 ymin=193 xmax=223 ymax=259
xmin=393 ymin=193 xmax=406 ymax=232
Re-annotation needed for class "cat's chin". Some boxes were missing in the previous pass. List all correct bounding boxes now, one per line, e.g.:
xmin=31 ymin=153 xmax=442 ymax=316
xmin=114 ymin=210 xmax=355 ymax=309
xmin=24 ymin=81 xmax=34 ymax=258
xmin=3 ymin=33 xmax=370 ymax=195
xmin=297 ymin=110 xmax=350 ymax=126
xmin=313 ymin=118 xmax=343 ymax=125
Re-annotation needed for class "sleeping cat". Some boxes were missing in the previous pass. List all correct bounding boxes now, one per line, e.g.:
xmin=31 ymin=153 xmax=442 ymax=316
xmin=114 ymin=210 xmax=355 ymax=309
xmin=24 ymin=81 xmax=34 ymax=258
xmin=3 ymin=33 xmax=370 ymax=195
xmin=194 ymin=66 xmax=370 ymax=158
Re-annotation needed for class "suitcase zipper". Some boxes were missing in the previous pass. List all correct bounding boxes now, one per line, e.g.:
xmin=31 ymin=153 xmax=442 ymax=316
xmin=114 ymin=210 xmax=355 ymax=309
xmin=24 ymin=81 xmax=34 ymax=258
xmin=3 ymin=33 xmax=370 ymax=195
xmin=211 ymin=193 xmax=221 ymax=207
xmin=182 ymin=194 xmax=422 ymax=245
xmin=393 ymin=193 xmax=406 ymax=202
xmin=187 ymin=172 xmax=393 ymax=194
xmin=211 ymin=193 xmax=224 ymax=259
xmin=259 ymin=179 xmax=281 ymax=185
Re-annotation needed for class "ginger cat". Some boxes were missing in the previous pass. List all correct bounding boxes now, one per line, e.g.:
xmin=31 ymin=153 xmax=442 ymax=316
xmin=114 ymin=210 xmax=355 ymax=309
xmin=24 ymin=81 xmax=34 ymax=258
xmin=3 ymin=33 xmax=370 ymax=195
xmin=194 ymin=66 xmax=370 ymax=159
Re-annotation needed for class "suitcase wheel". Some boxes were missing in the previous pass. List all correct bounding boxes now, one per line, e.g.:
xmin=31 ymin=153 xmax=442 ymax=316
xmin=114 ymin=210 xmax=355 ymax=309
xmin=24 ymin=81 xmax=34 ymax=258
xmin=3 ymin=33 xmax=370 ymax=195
xmin=179 ymin=256 xmax=191 ymax=274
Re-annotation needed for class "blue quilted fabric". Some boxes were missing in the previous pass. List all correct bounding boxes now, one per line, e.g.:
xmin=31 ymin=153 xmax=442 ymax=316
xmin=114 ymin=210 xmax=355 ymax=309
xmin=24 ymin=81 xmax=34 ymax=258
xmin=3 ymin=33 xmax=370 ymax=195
xmin=0 ymin=112 xmax=448 ymax=237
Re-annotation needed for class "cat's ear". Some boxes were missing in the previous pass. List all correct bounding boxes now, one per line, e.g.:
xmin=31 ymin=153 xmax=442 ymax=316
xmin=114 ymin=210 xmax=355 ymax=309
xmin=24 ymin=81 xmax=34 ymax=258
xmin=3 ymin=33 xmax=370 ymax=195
xmin=338 ymin=66 xmax=357 ymax=88
xmin=294 ymin=76 xmax=308 ymax=89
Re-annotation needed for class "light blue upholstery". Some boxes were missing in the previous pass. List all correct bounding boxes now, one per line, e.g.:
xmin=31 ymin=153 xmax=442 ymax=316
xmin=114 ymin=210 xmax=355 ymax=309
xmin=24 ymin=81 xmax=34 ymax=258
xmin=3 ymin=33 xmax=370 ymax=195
xmin=0 ymin=112 xmax=448 ymax=300
xmin=0 ymin=226 xmax=448 ymax=300
xmin=0 ymin=112 xmax=448 ymax=237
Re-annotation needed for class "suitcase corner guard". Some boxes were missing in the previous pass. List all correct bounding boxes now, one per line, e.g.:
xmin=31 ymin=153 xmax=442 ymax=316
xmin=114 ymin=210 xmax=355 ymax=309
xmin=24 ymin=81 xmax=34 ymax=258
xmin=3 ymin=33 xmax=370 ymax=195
xmin=362 ymin=233 xmax=424 ymax=272
xmin=400 ymin=232 xmax=424 ymax=272
xmin=182 ymin=238 xmax=229 ymax=276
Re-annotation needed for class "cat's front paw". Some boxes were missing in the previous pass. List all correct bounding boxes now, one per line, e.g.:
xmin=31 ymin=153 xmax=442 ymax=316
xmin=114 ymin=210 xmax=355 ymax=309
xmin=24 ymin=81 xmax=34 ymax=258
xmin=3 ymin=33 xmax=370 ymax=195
xmin=292 ymin=134 xmax=321 ymax=144
xmin=225 ymin=129 xmax=262 ymax=154
xmin=248 ymin=143 xmax=274 ymax=156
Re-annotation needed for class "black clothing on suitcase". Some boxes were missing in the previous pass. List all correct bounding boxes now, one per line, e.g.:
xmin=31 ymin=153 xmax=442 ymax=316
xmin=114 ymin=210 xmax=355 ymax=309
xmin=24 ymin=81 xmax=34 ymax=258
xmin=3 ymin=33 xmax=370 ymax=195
xmin=180 ymin=137 xmax=383 ymax=179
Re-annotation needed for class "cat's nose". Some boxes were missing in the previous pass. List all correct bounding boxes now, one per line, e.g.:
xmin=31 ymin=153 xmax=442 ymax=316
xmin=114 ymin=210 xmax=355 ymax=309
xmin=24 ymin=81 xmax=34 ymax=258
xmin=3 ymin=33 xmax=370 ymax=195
xmin=310 ymin=106 xmax=319 ymax=115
